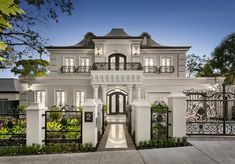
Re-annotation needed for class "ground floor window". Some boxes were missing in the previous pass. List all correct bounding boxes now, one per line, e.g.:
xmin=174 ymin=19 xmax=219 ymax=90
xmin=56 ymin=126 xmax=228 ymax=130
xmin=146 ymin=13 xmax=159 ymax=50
xmin=55 ymin=90 xmax=65 ymax=106
xmin=75 ymin=90 xmax=85 ymax=107
xmin=36 ymin=90 xmax=46 ymax=105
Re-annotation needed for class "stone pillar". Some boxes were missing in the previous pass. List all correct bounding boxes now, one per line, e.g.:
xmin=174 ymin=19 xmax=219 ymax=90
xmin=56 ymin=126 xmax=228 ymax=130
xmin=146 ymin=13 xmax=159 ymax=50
xmin=96 ymin=99 xmax=103 ymax=135
xmin=167 ymin=92 xmax=187 ymax=138
xmin=82 ymin=99 xmax=98 ymax=147
xmin=101 ymin=85 xmax=107 ymax=104
xmin=92 ymin=85 xmax=99 ymax=100
xmin=133 ymin=99 xmax=151 ymax=146
xmin=26 ymin=102 xmax=47 ymax=146
xmin=127 ymin=84 xmax=133 ymax=104
xmin=136 ymin=85 xmax=142 ymax=100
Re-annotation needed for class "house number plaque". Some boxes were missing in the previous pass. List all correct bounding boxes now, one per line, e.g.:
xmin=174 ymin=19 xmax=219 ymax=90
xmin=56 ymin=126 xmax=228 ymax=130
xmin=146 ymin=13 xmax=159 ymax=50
xmin=85 ymin=112 xmax=93 ymax=122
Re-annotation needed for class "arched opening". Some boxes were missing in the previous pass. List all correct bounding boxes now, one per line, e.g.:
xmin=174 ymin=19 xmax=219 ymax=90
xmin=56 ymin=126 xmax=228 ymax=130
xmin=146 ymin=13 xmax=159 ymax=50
xmin=107 ymin=89 xmax=128 ymax=114
xmin=108 ymin=53 xmax=126 ymax=70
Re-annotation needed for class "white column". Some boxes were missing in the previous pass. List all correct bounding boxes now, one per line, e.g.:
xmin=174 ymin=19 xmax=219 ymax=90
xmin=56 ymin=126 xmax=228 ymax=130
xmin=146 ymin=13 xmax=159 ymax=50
xmin=96 ymin=99 xmax=103 ymax=135
xmin=167 ymin=92 xmax=187 ymax=138
xmin=82 ymin=99 xmax=98 ymax=147
xmin=101 ymin=84 xmax=107 ymax=104
xmin=127 ymin=84 xmax=133 ymax=104
xmin=133 ymin=99 xmax=151 ymax=146
xmin=92 ymin=85 xmax=99 ymax=100
xmin=136 ymin=85 xmax=142 ymax=100
xmin=26 ymin=102 xmax=47 ymax=146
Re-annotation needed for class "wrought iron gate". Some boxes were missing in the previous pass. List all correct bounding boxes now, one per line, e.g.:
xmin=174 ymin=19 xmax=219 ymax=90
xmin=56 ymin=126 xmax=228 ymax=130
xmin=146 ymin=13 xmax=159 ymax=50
xmin=184 ymin=84 xmax=235 ymax=135
xmin=151 ymin=101 xmax=169 ymax=140
xmin=44 ymin=105 xmax=82 ymax=144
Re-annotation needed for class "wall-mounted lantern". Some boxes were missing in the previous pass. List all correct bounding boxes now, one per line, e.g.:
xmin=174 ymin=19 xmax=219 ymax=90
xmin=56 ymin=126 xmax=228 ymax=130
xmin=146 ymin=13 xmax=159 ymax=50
xmin=95 ymin=44 xmax=103 ymax=56
xmin=132 ymin=44 xmax=140 ymax=55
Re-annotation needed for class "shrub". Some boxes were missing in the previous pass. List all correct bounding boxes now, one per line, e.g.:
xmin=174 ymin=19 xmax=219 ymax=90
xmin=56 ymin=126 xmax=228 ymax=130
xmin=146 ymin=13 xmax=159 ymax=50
xmin=17 ymin=105 xmax=26 ymax=113
xmin=0 ymin=143 xmax=94 ymax=156
xmin=49 ymin=106 xmax=62 ymax=121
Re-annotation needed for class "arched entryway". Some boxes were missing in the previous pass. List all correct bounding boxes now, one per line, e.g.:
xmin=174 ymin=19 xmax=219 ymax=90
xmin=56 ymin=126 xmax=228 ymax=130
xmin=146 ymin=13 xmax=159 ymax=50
xmin=108 ymin=53 xmax=126 ymax=70
xmin=107 ymin=89 xmax=127 ymax=114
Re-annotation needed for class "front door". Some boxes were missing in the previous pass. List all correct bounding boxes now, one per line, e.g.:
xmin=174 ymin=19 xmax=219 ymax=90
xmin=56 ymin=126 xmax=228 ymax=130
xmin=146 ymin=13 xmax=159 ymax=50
xmin=108 ymin=54 xmax=126 ymax=70
xmin=109 ymin=92 xmax=126 ymax=114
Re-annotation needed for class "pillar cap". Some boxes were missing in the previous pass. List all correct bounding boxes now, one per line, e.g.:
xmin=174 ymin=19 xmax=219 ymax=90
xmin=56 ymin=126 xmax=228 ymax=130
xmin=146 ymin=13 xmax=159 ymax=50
xmin=168 ymin=92 xmax=187 ymax=98
xmin=26 ymin=102 xmax=47 ymax=111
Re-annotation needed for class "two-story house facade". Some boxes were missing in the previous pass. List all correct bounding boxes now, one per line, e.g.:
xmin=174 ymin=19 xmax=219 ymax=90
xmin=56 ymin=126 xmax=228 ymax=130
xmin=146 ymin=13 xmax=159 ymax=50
xmin=19 ymin=29 xmax=223 ymax=114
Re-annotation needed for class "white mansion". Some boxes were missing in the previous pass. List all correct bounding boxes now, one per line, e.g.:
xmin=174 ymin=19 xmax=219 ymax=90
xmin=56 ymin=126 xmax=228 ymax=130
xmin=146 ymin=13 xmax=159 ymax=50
xmin=20 ymin=29 xmax=223 ymax=114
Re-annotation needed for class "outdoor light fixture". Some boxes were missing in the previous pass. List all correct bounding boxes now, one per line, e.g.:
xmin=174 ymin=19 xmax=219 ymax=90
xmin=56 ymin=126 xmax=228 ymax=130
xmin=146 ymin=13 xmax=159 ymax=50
xmin=132 ymin=44 xmax=140 ymax=55
xmin=95 ymin=44 xmax=103 ymax=56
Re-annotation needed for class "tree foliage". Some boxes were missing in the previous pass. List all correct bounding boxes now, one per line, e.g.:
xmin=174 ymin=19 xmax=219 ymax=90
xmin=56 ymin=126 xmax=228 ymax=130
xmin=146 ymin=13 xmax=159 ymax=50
xmin=11 ymin=59 xmax=49 ymax=77
xmin=211 ymin=33 xmax=235 ymax=84
xmin=0 ymin=0 xmax=74 ymax=67
xmin=196 ymin=63 xmax=214 ymax=77
xmin=186 ymin=54 xmax=206 ymax=77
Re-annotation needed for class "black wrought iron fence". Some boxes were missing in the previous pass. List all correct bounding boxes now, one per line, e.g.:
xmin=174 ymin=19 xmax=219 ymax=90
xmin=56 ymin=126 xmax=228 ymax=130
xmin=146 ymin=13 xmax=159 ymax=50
xmin=184 ymin=84 xmax=235 ymax=135
xmin=151 ymin=101 xmax=170 ymax=140
xmin=0 ymin=108 xmax=26 ymax=146
xmin=44 ymin=105 xmax=82 ymax=145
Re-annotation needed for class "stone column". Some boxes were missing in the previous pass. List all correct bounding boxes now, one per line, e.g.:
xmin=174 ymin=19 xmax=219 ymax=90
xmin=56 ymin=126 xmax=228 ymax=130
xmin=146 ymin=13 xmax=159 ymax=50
xmin=92 ymin=85 xmax=99 ymax=100
xmin=82 ymin=99 xmax=98 ymax=147
xmin=136 ymin=85 xmax=142 ymax=100
xmin=133 ymin=99 xmax=151 ymax=146
xmin=167 ymin=92 xmax=187 ymax=138
xmin=96 ymin=99 xmax=103 ymax=135
xmin=101 ymin=84 xmax=107 ymax=104
xmin=127 ymin=84 xmax=133 ymax=104
xmin=26 ymin=102 xmax=47 ymax=146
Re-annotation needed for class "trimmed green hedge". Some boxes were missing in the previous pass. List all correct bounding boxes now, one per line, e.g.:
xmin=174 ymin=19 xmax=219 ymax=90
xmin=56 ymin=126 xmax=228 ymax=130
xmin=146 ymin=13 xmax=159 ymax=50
xmin=138 ymin=137 xmax=190 ymax=149
xmin=0 ymin=143 xmax=94 ymax=156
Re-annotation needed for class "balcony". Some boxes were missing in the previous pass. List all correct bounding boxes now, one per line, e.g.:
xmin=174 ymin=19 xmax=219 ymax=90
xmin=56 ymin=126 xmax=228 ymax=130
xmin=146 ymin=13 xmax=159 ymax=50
xmin=60 ymin=66 xmax=91 ymax=73
xmin=143 ymin=66 xmax=158 ymax=73
xmin=91 ymin=62 xmax=143 ymax=71
xmin=159 ymin=66 xmax=175 ymax=73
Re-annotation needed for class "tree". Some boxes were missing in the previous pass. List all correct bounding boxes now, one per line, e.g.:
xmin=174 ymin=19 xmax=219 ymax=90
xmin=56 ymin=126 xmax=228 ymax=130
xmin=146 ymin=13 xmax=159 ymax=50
xmin=211 ymin=33 xmax=235 ymax=84
xmin=11 ymin=59 xmax=49 ymax=78
xmin=186 ymin=54 xmax=206 ymax=77
xmin=0 ymin=0 xmax=74 ymax=67
xmin=196 ymin=63 xmax=214 ymax=77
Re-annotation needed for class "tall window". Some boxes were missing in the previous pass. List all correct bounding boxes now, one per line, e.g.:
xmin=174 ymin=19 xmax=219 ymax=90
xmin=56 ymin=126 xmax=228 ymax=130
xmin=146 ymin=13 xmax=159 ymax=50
xmin=160 ymin=57 xmax=172 ymax=72
xmin=144 ymin=57 xmax=154 ymax=72
xmin=64 ymin=57 xmax=75 ymax=72
xmin=36 ymin=91 xmax=46 ymax=105
xmin=56 ymin=90 xmax=65 ymax=106
xmin=80 ymin=57 xmax=90 ymax=72
xmin=75 ymin=90 xmax=85 ymax=107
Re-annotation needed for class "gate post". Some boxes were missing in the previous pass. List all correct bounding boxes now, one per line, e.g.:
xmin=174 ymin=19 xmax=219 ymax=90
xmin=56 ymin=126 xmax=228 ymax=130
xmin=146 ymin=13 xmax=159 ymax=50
xmin=26 ymin=102 xmax=47 ymax=146
xmin=96 ymin=99 xmax=103 ymax=136
xmin=167 ymin=92 xmax=187 ymax=138
xmin=133 ymin=99 xmax=151 ymax=146
xmin=82 ymin=99 xmax=98 ymax=147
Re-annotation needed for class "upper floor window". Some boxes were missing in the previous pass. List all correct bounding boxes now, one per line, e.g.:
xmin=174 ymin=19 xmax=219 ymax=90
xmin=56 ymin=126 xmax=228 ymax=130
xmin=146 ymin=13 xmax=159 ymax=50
xmin=55 ymin=90 xmax=65 ymax=106
xmin=80 ymin=57 xmax=90 ymax=66
xmin=160 ymin=57 xmax=174 ymax=73
xmin=75 ymin=90 xmax=85 ymax=107
xmin=144 ymin=57 xmax=154 ymax=66
xmin=63 ymin=57 xmax=75 ymax=72
xmin=160 ymin=57 xmax=171 ymax=66
xmin=36 ymin=90 xmax=46 ymax=106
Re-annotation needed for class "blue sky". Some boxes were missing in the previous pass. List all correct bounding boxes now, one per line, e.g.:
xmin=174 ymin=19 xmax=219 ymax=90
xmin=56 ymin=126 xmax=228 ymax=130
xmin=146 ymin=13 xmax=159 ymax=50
xmin=1 ymin=0 xmax=235 ymax=78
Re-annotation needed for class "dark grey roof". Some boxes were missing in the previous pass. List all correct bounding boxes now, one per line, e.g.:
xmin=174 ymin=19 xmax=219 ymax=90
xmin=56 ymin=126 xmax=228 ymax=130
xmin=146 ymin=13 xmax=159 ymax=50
xmin=106 ymin=28 xmax=130 ymax=37
xmin=0 ymin=78 xmax=19 ymax=93
xmin=46 ymin=28 xmax=191 ymax=50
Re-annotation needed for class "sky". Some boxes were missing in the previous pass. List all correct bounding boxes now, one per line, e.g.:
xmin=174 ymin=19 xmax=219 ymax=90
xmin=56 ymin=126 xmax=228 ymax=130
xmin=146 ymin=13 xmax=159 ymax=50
xmin=1 ymin=0 xmax=235 ymax=78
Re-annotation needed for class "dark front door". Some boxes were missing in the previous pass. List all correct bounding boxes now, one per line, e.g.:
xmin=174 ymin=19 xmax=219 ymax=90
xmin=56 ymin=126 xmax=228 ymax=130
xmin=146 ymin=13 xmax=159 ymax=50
xmin=109 ymin=92 xmax=126 ymax=114
xmin=108 ymin=54 xmax=126 ymax=70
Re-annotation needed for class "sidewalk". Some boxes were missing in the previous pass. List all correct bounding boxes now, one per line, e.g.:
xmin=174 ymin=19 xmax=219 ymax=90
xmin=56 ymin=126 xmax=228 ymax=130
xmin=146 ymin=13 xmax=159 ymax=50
xmin=1 ymin=140 xmax=235 ymax=164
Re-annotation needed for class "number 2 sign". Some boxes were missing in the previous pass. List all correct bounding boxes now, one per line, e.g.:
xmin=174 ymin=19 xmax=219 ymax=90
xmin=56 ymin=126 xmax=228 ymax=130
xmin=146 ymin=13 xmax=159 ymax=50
xmin=85 ymin=112 xmax=93 ymax=122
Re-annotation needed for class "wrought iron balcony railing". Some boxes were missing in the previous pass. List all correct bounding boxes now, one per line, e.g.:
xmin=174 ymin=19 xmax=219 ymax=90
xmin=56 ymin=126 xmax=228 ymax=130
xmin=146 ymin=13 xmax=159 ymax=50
xmin=143 ymin=66 xmax=158 ymax=73
xmin=60 ymin=66 xmax=76 ymax=73
xmin=91 ymin=62 xmax=143 ymax=71
xmin=159 ymin=66 xmax=175 ymax=73
xmin=77 ymin=66 xmax=91 ymax=73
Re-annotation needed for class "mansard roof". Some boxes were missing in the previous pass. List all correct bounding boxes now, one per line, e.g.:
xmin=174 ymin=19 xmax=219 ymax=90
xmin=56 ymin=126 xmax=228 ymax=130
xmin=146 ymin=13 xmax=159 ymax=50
xmin=46 ymin=28 xmax=191 ymax=49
